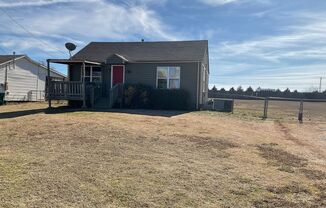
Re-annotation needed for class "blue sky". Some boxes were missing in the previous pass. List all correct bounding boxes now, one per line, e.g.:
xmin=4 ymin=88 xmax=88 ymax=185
xmin=0 ymin=0 xmax=325 ymax=91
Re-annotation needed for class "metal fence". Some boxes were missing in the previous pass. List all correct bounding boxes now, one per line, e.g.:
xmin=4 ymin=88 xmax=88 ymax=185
xmin=27 ymin=90 xmax=45 ymax=101
xmin=212 ymin=97 xmax=326 ymax=123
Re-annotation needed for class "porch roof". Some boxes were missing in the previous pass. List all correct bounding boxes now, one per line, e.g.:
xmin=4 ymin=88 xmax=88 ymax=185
xmin=48 ymin=59 xmax=101 ymax=65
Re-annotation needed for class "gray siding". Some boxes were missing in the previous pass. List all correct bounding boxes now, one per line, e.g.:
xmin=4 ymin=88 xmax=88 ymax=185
xmin=102 ymin=65 xmax=111 ymax=96
xmin=199 ymin=47 xmax=209 ymax=105
xmin=68 ymin=62 xmax=203 ymax=109
xmin=124 ymin=62 xmax=199 ymax=109
xmin=106 ymin=55 xmax=125 ymax=64
xmin=69 ymin=64 xmax=81 ymax=81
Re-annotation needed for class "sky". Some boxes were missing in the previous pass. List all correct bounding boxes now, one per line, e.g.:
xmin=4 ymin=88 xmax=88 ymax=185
xmin=0 ymin=0 xmax=325 ymax=92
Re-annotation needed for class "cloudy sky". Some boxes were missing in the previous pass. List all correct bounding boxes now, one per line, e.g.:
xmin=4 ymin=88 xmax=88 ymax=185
xmin=0 ymin=0 xmax=325 ymax=91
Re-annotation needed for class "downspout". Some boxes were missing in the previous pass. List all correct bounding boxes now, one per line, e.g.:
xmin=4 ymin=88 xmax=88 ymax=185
xmin=47 ymin=59 xmax=51 ymax=108
xmin=196 ymin=61 xmax=200 ymax=110
xmin=4 ymin=65 xmax=8 ymax=91
xmin=36 ymin=64 xmax=39 ymax=101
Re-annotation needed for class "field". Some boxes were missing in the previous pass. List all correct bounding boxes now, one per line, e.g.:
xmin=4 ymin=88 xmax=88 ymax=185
xmin=233 ymin=99 xmax=326 ymax=122
xmin=0 ymin=102 xmax=325 ymax=207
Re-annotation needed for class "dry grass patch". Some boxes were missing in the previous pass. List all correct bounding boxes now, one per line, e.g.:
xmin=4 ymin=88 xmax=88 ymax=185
xmin=254 ymin=182 xmax=326 ymax=208
xmin=0 ymin=103 xmax=325 ymax=207
xmin=300 ymin=169 xmax=326 ymax=180
xmin=257 ymin=143 xmax=308 ymax=172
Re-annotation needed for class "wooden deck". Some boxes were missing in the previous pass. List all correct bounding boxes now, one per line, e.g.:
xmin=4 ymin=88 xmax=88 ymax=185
xmin=46 ymin=78 xmax=123 ymax=108
xmin=47 ymin=80 xmax=84 ymax=100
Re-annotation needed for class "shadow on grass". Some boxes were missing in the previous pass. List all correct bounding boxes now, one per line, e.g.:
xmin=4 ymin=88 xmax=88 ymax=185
xmin=0 ymin=106 xmax=189 ymax=119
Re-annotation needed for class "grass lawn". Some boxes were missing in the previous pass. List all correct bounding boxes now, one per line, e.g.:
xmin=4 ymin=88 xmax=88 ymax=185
xmin=0 ymin=102 xmax=325 ymax=207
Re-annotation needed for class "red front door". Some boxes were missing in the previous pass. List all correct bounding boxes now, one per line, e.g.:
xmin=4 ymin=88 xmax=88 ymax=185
xmin=112 ymin=65 xmax=124 ymax=87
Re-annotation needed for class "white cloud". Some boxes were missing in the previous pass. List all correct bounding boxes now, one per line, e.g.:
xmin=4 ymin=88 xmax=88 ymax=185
xmin=200 ymin=0 xmax=238 ymax=6
xmin=0 ymin=0 xmax=100 ymax=8
xmin=209 ymin=12 xmax=326 ymax=91
xmin=0 ymin=0 xmax=180 ymax=57
xmin=198 ymin=0 xmax=270 ymax=6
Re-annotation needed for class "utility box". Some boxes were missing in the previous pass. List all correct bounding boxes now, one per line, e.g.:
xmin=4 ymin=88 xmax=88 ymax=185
xmin=212 ymin=99 xmax=234 ymax=112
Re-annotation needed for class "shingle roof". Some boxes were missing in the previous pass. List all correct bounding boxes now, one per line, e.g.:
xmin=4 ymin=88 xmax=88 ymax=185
xmin=72 ymin=40 xmax=208 ymax=63
xmin=0 ymin=55 xmax=24 ymax=65
xmin=0 ymin=55 xmax=66 ymax=77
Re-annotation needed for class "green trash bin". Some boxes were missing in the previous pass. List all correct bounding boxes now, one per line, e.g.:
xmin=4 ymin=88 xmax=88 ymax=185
xmin=0 ymin=93 xmax=4 ymax=105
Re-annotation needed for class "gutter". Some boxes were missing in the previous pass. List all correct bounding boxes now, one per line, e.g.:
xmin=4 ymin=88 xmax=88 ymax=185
xmin=196 ymin=61 xmax=200 ymax=110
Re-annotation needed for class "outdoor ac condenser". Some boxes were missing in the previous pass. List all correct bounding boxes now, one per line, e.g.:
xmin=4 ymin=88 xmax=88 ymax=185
xmin=212 ymin=99 xmax=234 ymax=112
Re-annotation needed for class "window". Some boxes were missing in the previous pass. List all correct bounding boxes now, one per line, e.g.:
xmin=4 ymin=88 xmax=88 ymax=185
xmin=84 ymin=66 xmax=102 ymax=82
xmin=157 ymin=67 xmax=180 ymax=89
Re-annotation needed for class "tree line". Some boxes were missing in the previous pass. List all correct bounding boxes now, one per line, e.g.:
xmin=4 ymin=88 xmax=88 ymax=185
xmin=209 ymin=86 xmax=326 ymax=100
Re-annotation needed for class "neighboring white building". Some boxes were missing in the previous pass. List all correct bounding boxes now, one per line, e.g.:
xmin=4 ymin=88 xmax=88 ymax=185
xmin=0 ymin=55 xmax=66 ymax=101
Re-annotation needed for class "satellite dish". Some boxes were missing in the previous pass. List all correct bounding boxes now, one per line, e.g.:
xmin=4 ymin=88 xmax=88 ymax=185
xmin=65 ymin=42 xmax=76 ymax=58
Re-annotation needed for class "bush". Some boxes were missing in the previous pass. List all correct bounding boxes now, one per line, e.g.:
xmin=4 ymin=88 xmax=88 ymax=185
xmin=122 ymin=84 xmax=191 ymax=110
xmin=150 ymin=89 xmax=190 ymax=110
xmin=123 ymin=84 xmax=152 ymax=109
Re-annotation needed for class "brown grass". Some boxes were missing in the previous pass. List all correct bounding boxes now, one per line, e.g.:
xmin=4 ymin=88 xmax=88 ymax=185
xmin=234 ymin=99 xmax=326 ymax=122
xmin=0 ymin=102 xmax=325 ymax=207
xmin=257 ymin=143 xmax=308 ymax=168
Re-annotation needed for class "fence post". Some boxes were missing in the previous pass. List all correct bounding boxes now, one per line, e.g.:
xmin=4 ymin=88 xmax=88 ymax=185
xmin=263 ymin=97 xmax=269 ymax=119
xmin=231 ymin=99 xmax=234 ymax=114
xmin=298 ymin=100 xmax=304 ymax=123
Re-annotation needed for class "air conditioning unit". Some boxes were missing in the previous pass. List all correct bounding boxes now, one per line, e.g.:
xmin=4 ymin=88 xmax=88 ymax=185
xmin=212 ymin=99 xmax=234 ymax=112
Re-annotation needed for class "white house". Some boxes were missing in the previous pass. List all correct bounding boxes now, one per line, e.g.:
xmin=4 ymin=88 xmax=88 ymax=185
xmin=0 ymin=55 xmax=66 ymax=101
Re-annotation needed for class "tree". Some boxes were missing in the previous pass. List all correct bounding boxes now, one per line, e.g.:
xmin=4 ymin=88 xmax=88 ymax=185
xmin=229 ymin=87 xmax=235 ymax=94
xmin=283 ymin=88 xmax=291 ymax=93
xmin=220 ymin=88 xmax=226 ymax=92
xmin=245 ymin=86 xmax=254 ymax=95
xmin=275 ymin=89 xmax=281 ymax=97
xmin=211 ymin=85 xmax=217 ymax=91
xmin=236 ymin=86 xmax=244 ymax=94
xmin=283 ymin=88 xmax=291 ymax=97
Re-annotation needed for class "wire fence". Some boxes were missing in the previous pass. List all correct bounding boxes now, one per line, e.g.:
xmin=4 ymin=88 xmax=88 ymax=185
xmin=211 ymin=97 xmax=326 ymax=123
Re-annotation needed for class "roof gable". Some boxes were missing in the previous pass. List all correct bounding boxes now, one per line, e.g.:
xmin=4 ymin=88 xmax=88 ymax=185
xmin=72 ymin=40 xmax=208 ymax=63
xmin=0 ymin=55 xmax=24 ymax=65
xmin=0 ymin=55 xmax=66 ymax=78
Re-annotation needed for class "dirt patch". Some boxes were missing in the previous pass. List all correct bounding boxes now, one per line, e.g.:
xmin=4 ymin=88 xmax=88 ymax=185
xmin=257 ymin=143 xmax=308 ymax=169
xmin=274 ymin=121 xmax=306 ymax=146
xmin=300 ymin=169 xmax=326 ymax=180
xmin=255 ymin=182 xmax=325 ymax=208
xmin=253 ymin=196 xmax=300 ymax=208
xmin=266 ymin=182 xmax=311 ymax=194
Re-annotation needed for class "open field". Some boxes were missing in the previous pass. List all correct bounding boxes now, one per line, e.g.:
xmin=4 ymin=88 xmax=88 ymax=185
xmin=0 ymin=102 xmax=325 ymax=207
xmin=233 ymin=99 xmax=326 ymax=122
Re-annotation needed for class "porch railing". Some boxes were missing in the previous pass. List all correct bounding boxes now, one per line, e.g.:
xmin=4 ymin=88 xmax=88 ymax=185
xmin=46 ymin=78 xmax=84 ymax=100
xmin=109 ymin=83 xmax=124 ymax=108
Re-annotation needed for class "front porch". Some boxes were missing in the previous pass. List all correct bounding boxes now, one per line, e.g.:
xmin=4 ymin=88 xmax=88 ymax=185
xmin=45 ymin=59 xmax=124 ymax=109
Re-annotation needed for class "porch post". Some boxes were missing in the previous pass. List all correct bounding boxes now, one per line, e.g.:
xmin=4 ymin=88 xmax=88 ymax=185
xmin=47 ymin=59 xmax=51 ymax=108
xmin=82 ymin=62 xmax=87 ymax=108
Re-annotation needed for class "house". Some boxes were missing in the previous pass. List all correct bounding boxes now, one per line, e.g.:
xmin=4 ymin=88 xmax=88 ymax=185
xmin=0 ymin=54 xmax=66 ymax=101
xmin=46 ymin=40 xmax=209 ymax=110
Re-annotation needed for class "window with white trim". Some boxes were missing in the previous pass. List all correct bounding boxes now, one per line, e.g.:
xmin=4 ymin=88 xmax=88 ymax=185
xmin=84 ymin=66 xmax=102 ymax=82
xmin=157 ymin=67 xmax=180 ymax=89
